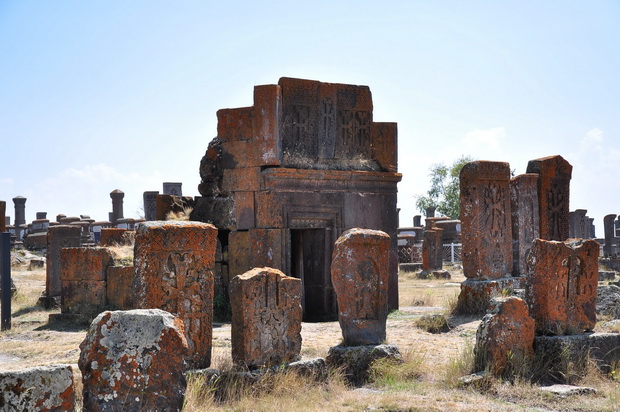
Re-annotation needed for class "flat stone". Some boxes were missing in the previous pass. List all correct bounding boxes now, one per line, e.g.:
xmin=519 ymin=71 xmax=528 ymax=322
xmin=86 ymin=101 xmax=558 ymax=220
xmin=539 ymin=384 xmax=597 ymax=397
xmin=0 ymin=364 xmax=75 ymax=411
xmin=326 ymin=344 xmax=402 ymax=386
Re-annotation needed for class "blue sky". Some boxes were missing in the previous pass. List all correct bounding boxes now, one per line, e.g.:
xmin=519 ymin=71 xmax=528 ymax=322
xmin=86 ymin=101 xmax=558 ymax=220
xmin=1 ymin=1 xmax=619 ymax=234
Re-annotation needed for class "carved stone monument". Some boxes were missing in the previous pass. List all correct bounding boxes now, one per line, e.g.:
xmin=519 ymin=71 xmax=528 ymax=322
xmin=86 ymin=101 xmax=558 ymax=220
xmin=331 ymin=228 xmax=390 ymax=346
xmin=133 ymin=221 xmax=217 ymax=368
xmin=603 ymin=214 xmax=617 ymax=257
xmin=509 ymin=173 xmax=539 ymax=276
xmin=192 ymin=77 xmax=401 ymax=320
xmin=143 ymin=191 xmax=159 ymax=221
xmin=526 ymin=155 xmax=572 ymax=241
xmin=230 ymin=267 xmax=302 ymax=369
xmin=460 ymin=161 xmax=513 ymax=279
xmin=45 ymin=225 xmax=81 ymax=300
xmin=525 ymin=238 xmax=599 ymax=335
xmin=163 ymin=182 xmax=183 ymax=196
xmin=422 ymin=228 xmax=443 ymax=271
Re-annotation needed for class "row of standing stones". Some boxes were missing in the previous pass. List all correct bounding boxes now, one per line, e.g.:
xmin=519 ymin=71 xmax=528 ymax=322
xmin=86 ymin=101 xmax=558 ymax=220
xmin=1 ymin=225 xmax=398 ymax=411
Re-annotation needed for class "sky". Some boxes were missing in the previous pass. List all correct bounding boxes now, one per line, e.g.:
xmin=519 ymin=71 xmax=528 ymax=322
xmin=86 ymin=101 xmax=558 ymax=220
xmin=1 ymin=1 xmax=619 ymax=235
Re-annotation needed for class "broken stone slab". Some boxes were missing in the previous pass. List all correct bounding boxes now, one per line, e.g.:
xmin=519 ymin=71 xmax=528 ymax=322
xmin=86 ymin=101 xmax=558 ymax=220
xmin=457 ymin=371 xmax=492 ymax=389
xmin=399 ymin=262 xmax=422 ymax=272
xmin=539 ymin=384 xmax=597 ymax=397
xmin=0 ymin=364 xmax=75 ymax=411
xmin=534 ymin=333 xmax=620 ymax=383
xmin=79 ymin=309 xmax=189 ymax=412
xmin=453 ymin=277 xmax=525 ymax=316
xmin=326 ymin=344 xmax=402 ymax=386
xmin=417 ymin=269 xmax=451 ymax=280
xmin=474 ymin=297 xmax=534 ymax=377
xmin=598 ymin=270 xmax=617 ymax=281
xmin=597 ymin=285 xmax=620 ymax=319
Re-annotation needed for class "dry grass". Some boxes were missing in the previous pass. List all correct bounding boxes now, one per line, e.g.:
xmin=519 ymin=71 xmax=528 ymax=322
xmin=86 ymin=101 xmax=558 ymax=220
xmin=106 ymin=244 xmax=134 ymax=266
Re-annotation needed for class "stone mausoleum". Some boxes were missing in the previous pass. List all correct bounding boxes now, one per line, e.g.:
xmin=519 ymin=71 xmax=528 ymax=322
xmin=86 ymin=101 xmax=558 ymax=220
xmin=191 ymin=77 xmax=402 ymax=320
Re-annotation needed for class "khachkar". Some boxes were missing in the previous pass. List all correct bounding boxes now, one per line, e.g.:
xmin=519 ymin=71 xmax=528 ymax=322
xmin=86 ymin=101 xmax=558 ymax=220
xmin=526 ymin=155 xmax=572 ymax=241
xmin=509 ymin=173 xmax=539 ymax=276
xmin=455 ymin=161 xmax=520 ymax=315
xmin=133 ymin=221 xmax=217 ymax=369
xmin=603 ymin=214 xmax=617 ymax=257
xmin=192 ymin=77 xmax=402 ymax=321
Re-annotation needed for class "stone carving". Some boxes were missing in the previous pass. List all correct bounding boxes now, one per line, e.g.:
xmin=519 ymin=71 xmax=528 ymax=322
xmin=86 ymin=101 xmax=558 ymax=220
xmin=422 ymin=228 xmax=443 ymax=271
xmin=134 ymin=221 xmax=217 ymax=368
xmin=79 ymin=309 xmax=188 ymax=412
xmin=143 ymin=191 xmax=159 ymax=221
xmin=331 ymin=228 xmax=390 ymax=346
xmin=460 ymin=161 xmax=512 ymax=279
xmin=510 ymin=174 xmax=539 ymax=276
xmin=230 ymin=267 xmax=302 ymax=369
xmin=525 ymin=238 xmax=599 ymax=335
xmin=526 ymin=155 xmax=572 ymax=241
xmin=603 ymin=214 xmax=617 ymax=257
xmin=46 ymin=225 xmax=81 ymax=298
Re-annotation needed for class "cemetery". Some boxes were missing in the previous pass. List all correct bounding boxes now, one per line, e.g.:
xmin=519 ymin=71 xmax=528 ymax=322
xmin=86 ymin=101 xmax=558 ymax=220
xmin=1 ymin=78 xmax=620 ymax=411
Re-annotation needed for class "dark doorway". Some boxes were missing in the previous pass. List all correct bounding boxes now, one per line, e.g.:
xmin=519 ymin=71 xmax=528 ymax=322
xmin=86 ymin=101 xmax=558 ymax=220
xmin=291 ymin=229 xmax=337 ymax=321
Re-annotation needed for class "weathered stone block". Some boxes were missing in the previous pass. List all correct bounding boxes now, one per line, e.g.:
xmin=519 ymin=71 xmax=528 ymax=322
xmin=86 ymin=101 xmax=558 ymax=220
xmin=230 ymin=267 xmax=302 ymax=369
xmin=0 ymin=365 xmax=75 ymax=411
xmin=79 ymin=309 xmax=188 ymax=412
xmin=331 ymin=228 xmax=390 ymax=346
xmin=228 ymin=229 xmax=286 ymax=280
xmin=526 ymin=155 xmax=572 ymax=241
xmin=106 ymin=265 xmax=135 ymax=310
xmin=60 ymin=247 xmax=114 ymax=281
xmin=422 ymin=228 xmax=443 ymax=271
xmin=510 ymin=173 xmax=539 ymax=276
xmin=326 ymin=344 xmax=402 ymax=386
xmin=99 ymin=228 xmax=129 ymax=246
xmin=234 ymin=191 xmax=255 ymax=230
xmin=222 ymin=167 xmax=262 ymax=193
xmin=454 ymin=277 xmax=525 ymax=316
xmin=252 ymin=84 xmax=282 ymax=166
xmin=61 ymin=279 xmax=106 ymax=316
xmin=474 ymin=297 xmax=535 ymax=376
xmin=217 ymin=106 xmax=253 ymax=142
xmin=460 ymin=161 xmax=513 ymax=279
xmin=371 ymin=122 xmax=398 ymax=172
xmin=46 ymin=225 xmax=81 ymax=297
xmin=134 ymin=221 xmax=217 ymax=368
xmin=525 ymin=239 xmax=599 ymax=335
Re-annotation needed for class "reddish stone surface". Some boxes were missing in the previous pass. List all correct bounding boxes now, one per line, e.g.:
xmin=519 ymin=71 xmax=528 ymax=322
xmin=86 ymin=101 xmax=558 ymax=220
xmin=525 ymin=238 xmax=599 ymax=335
xmin=230 ymin=267 xmax=302 ymax=369
xmin=222 ymin=167 xmax=262 ymax=193
xmin=106 ymin=265 xmax=135 ymax=310
xmin=475 ymin=297 xmax=535 ymax=376
xmin=46 ymin=225 xmax=82 ymax=297
xmin=253 ymin=84 xmax=282 ymax=166
xmin=510 ymin=174 xmax=540 ymax=276
xmin=233 ymin=191 xmax=255 ymax=230
xmin=422 ymin=228 xmax=443 ymax=271
xmin=526 ymin=155 xmax=573 ymax=241
xmin=134 ymin=221 xmax=217 ymax=368
xmin=0 ymin=365 xmax=75 ymax=411
xmin=61 ymin=279 xmax=106 ymax=316
xmin=79 ymin=309 xmax=188 ymax=412
xmin=99 ymin=228 xmax=129 ymax=246
xmin=460 ymin=161 xmax=513 ymax=279
xmin=371 ymin=122 xmax=398 ymax=173
xmin=454 ymin=277 xmax=525 ymax=315
xmin=60 ymin=247 xmax=114 ymax=281
xmin=228 ymin=229 xmax=286 ymax=280
xmin=331 ymin=228 xmax=390 ymax=346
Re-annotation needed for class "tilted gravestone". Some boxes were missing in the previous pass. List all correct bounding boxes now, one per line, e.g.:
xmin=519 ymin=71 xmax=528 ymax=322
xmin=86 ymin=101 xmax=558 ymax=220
xmin=230 ymin=267 xmax=302 ymax=369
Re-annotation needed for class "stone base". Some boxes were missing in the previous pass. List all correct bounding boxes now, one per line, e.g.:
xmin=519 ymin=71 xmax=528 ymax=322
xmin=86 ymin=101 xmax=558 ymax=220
xmin=48 ymin=313 xmax=94 ymax=326
xmin=399 ymin=262 xmax=422 ymax=272
xmin=417 ymin=269 xmax=451 ymax=280
xmin=326 ymin=344 xmax=402 ymax=386
xmin=37 ymin=294 xmax=61 ymax=309
xmin=453 ymin=277 xmax=525 ymax=316
xmin=534 ymin=333 xmax=620 ymax=384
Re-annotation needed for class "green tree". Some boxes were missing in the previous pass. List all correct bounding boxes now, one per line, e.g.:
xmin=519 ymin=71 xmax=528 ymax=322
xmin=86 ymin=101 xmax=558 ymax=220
xmin=415 ymin=155 xmax=474 ymax=219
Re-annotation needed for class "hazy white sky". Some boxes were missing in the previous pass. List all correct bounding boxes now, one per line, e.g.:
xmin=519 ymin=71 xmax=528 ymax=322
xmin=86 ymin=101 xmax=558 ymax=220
xmin=1 ymin=1 xmax=619 ymax=234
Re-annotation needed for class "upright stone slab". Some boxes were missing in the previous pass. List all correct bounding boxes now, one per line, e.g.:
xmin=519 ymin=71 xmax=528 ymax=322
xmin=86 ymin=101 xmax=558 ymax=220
xmin=0 ymin=365 xmax=75 ymax=411
xmin=525 ymin=238 xmax=599 ymax=335
xmin=230 ymin=267 xmax=302 ymax=369
xmin=79 ymin=309 xmax=188 ymax=412
xmin=143 ymin=191 xmax=159 ymax=221
xmin=134 ymin=221 xmax=217 ymax=368
xmin=574 ymin=209 xmax=588 ymax=239
xmin=46 ymin=225 xmax=81 ymax=298
xmin=509 ymin=174 xmax=539 ymax=276
xmin=163 ymin=182 xmax=183 ymax=196
xmin=0 ymin=200 xmax=5 ymax=232
xmin=12 ymin=196 xmax=26 ymax=240
xmin=603 ymin=214 xmax=617 ymax=257
xmin=331 ymin=228 xmax=390 ymax=346
xmin=60 ymin=247 xmax=114 ymax=317
xmin=526 ymin=155 xmax=572 ymax=241
xmin=422 ymin=228 xmax=443 ymax=271
xmin=413 ymin=215 xmax=422 ymax=227
xmin=460 ymin=161 xmax=513 ymax=279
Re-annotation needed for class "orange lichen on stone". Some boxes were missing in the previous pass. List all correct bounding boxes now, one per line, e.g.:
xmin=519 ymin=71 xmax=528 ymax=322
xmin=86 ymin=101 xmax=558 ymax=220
xmin=230 ymin=267 xmax=302 ymax=369
xmin=79 ymin=309 xmax=188 ymax=411
xmin=331 ymin=228 xmax=390 ymax=346
xmin=474 ymin=297 xmax=535 ymax=376
xmin=134 ymin=221 xmax=217 ymax=368
xmin=460 ymin=161 xmax=513 ymax=279
xmin=525 ymin=238 xmax=599 ymax=335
